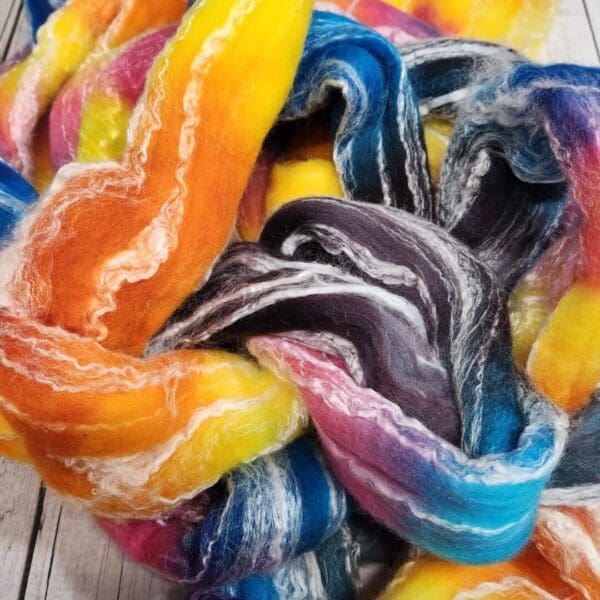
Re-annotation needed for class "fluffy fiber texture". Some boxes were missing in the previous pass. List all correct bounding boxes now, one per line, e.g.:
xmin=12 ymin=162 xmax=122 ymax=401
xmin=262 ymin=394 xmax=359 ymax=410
xmin=26 ymin=0 xmax=557 ymax=56
xmin=1 ymin=0 xmax=187 ymax=178
xmin=99 ymin=438 xmax=348 ymax=587
xmin=0 ymin=0 xmax=599 ymax=599
xmin=0 ymin=159 xmax=37 ymax=241
xmin=152 ymin=197 xmax=566 ymax=564
xmin=24 ymin=0 xmax=64 ymax=35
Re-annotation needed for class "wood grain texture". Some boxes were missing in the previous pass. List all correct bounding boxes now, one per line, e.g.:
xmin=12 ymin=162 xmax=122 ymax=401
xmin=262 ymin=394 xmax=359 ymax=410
xmin=583 ymin=0 xmax=600 ymax=59
xmin=547 ymin=0 xmax=600 ymax=63
xmin=0 ymin=0 xmax=599 ymax=598
xmin=6 ymin=2 xmax=29 ymax=59
xmin=0 ymin=459 xmax=43 ymax=598
xmin=0 ymin=1 xmax=20 ymax=60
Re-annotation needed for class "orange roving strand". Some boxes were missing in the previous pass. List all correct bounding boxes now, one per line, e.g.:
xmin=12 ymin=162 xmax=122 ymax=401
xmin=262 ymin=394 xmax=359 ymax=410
xmin=96 ymin=0 xmax=187 ymax=52
xmin=0 ymin=0 xmax=313 ymax=515
xmin=0 ymin=308 xmax=305 ymax=517
xmin=5 ymin=0 xmax=313 ymax=356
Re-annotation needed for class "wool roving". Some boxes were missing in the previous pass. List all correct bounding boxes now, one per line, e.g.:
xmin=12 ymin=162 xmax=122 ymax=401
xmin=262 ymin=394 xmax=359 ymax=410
xmin=1 ymin=0 xmax=600 ymax=598
xmin=444 ymin=65 xmax=600 ymax=413
xmin=0 ymin=159 xmax=37 ymax=241
xmin=24 ymin=0 xmax=64 ymax=34
xmin=187 ymin=515 xmax=408 ymax=600
xmin=383 ymin=411 xmax=600 ymax=599
xmin=250 ymin=33 xmax=520 ymax=225
xmin=99 ymin=436 xmax=406 ymax=599
xmin=183 ymin=518 xmax=399 ymax=600
xmin=47 ymin=5 xmax=435 ymax=179
xmin=0 ymin=0 xmax=313 ymax=514
xmin=237 ymin=35 xmax=520 ymax=239
xmin=151 ymin=197 xmax=567 ymax=563
xmin=382 ymin=0 xmax=558 ymax=57
xmin=315 ymin=0 xmax=437 ymax=45
xmin=49 ymin=26 xmax=178 ymax=169
xmin=510 ymin=204 xmax=582 ymax=370
xmin=47 ymin=10 xmax=520 ymax=235
xmin=0 ymin=0 xmax=121 ymax=176
xmin=99 ymin=438 xmax=349 ymax=587
xmin=186 ymin=530 xmax=360 ymax=600
xmin=4 ymin=0 xmax=313 ymax=355
xmin=44 ymin=3 xmax=525 ymax=259
xmin=26 ymin=0 xmax=557 ymax=57
xmin=0 ymin=0 xmax=187 ymax=178
xmin=0 ymin=306 xmax=307 ymax=516
xmin=379 ymin=543 xmax=584 ymax=598
xmin=0 ymin=160 xmax=37 ymax=461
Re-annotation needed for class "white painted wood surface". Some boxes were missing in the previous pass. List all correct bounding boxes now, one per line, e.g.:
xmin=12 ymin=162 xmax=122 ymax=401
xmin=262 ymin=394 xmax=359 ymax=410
xmin=0 ymin=0 xmax=599 ymax=598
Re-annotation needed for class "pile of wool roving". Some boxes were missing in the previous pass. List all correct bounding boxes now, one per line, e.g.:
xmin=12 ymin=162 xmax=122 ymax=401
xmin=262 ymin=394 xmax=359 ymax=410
xmin=0 ymin=0 xmax=599 ymax=598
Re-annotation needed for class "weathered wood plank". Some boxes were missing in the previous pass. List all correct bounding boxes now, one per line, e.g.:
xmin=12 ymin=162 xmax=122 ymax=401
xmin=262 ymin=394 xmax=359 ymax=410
xmin=22 ymin=488 xmax=60 ymax=599
xmin=0 ymin=0 xmax=19 ymax=48
xmin=22 ymin=489 xmax=177 ymax=599
xmin=0 ymin=460 xmax=44 ymax=600
xmin=117 ymin=562 xmax=180 ymax=600
xmin=0 ymin=0 xmax=22 ymax=61
xmin=547 ymin=0 xmax=600 ymax=64
xmin=583 ymin=0 xmax=600 ymax=60
xmin=0 ymin=0 xmax=18 ymax=36
xmin=25 ymin=491 xmax=121 ymax=600
xmin=3 ymin=1 xmax=30 ymax=62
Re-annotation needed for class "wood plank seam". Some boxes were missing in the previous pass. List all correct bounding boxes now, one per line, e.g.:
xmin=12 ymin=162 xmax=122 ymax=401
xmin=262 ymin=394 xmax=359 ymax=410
xmin=583 ymin=0 xmax=600 ymax=59
xmin=0 ymin=0 xmax=20 ymax=50
xmin=1 ymin=3 xmax=23 ymax=62
xmin=116 ymin=562 xmax=125 ymax=600
xmin=18 ymin=486 xmax=47 ymax=600
xmin=42 ymin=506 xmax=63 ymax=600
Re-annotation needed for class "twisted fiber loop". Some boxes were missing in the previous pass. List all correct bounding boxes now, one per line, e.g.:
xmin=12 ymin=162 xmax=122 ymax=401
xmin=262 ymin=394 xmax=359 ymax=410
xmin=1 ymin=1 xmax=599 ymax=598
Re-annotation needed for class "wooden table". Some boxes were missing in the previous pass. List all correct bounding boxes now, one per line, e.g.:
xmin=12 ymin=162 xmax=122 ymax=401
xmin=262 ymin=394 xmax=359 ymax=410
xmin=0 ymin=1 xmax=599 ymax=598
